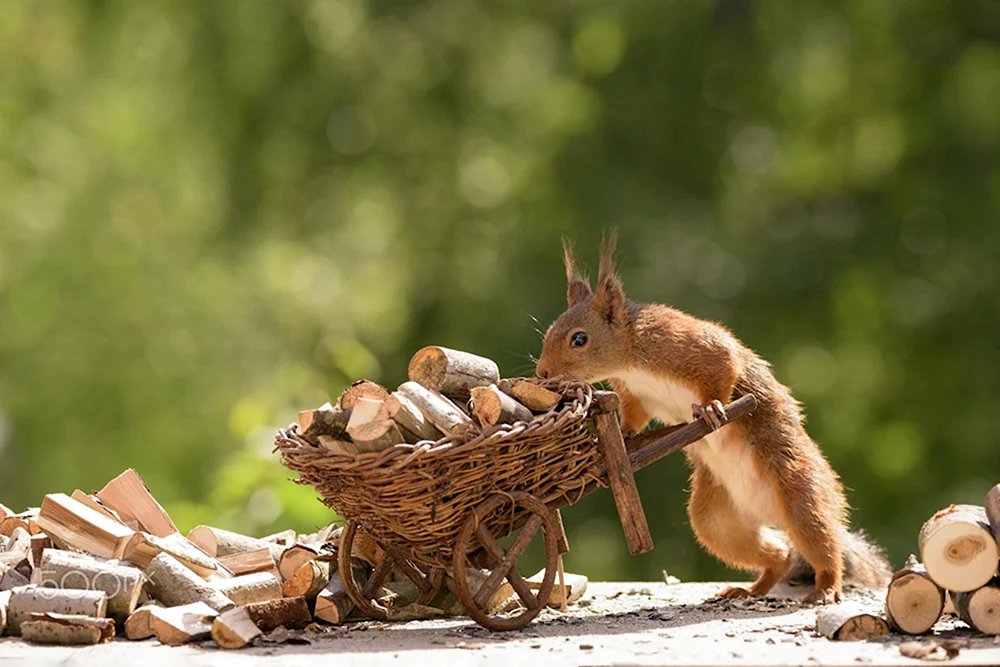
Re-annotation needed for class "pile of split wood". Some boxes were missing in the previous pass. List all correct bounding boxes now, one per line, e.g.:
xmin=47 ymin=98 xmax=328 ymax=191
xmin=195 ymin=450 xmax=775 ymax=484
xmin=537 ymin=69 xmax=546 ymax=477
xmin=818 ymin=482 xmax=1000 ymax=641
xmin=300 ymin=345 xmax=563 ymax=455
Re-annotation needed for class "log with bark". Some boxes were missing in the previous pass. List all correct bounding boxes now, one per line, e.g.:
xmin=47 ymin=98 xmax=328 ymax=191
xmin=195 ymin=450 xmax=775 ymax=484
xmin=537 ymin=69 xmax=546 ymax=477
xmin=338 ymin=380 xmax=389 ymax=410
xmin=123 ymin=531 xmax=226 ymax=579
xmin=314 ymin=559 xmax=368 ymax=625
xmin=281 ymin=560 xmax=330 ymax=600
xmin=32 ymin=548 xmax=144 ymax=623
xmin=124 ymin=602 xmax=161 ymax=640
xmin=951 ymin=579 xmax=1000 ymax=634
xmin=444 ymin=568 xmax=514 ymax=615
xmin=497 ymin=379 xmax=562 ymax=412
xmin=277 ymin=544 xmax=318 ymax=582
xmin=408 ymin=346 xmax=500 ymax=401
xmin=211 ymin=572 xmax=282 ymax=606
xmin=6 ymin=586 xmax=108 ymax=636
xmin=148 ymin=601 xmax=218 ymax=645
xmin=144 ymin=553 xmax=234 ymax=612
xmin=218 ymin=548 xmax=280 ymax=579
xmin=381 ymin=391 xmax=444 ymax=443
xmin=816 ymin=603 xmax=890 ymax=640
xmin=0 ymin=527 xmax=30 ymax=568
xmin=298 ymin=402 xmax=352 ymax=444
xmin=0 ymin=516 xmax=29 ymax=538
xmin=243 ymin=596 xmax=311 ymax=631
xmin=528 ymin=568 xmax=588 ymax=608
xmin=1 ymin=563 xmax=30 ymax=591
xmin=396 ymin=381 xmax=478 ymax=439
xmin=347 ymin=418 xmax=406 ymax=452
xmin=985 ymin=484 xmax=1000 ymax=546
xmin=212 ymin=606 xmax=262 ymax=649
xmin=20 ymin=613 xmax=115 ymax=645
xmin=885 ymin=556 xmax=945 ymax=635
xmin=36 ymin=493 xmax=135 ymax=560
xmin=470 ymin=385 xmax=533 ymax=428
xmin=918 ymin=504 xmax=999 ymax=592
xmin=29 ymin=534 xmax=51 ymax=568
xmin=95 ymin=469 xmax=178 ymax=538
xmin=186 ymin=525 xmax=284 ymax=564
xmin=316 ymin=435 xmax=359 ymax=455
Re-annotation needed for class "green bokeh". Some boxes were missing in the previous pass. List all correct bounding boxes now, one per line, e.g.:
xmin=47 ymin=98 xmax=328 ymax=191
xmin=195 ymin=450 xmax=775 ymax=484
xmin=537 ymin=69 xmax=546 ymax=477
xmin=2 ymin=0 xmax=999 ymax=583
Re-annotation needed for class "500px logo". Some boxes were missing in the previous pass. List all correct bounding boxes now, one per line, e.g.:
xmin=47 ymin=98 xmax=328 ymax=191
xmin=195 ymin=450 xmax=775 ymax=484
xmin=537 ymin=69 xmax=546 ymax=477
xmin=34 ymin=568 xmax=130 ymax=599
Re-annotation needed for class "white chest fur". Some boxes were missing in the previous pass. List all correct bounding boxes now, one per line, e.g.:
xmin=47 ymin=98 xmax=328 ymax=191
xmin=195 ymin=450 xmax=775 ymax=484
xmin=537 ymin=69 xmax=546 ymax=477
xmin=615 ymin=368 xmax=778 ymax=525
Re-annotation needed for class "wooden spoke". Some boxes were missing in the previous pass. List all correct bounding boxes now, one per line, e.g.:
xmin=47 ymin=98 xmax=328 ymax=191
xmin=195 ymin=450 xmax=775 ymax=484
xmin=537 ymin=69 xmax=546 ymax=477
xmin=473 ymin=515 xmax=543 ymax=609
xmin=362 ymin=552 xmax=395 ymax=600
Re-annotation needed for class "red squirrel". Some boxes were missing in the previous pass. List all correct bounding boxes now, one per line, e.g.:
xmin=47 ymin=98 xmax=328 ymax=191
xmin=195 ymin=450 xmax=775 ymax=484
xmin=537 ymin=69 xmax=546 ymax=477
xmin=535 ymin=232 xmax=890 ymax=603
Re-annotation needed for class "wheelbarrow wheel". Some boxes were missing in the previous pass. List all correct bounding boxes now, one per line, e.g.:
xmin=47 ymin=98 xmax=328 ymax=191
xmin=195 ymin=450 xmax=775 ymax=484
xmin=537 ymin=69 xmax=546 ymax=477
xmin=452 ymin=491 xmax=560 ymax=631
xmin=338 ymin=519 xmax=444 ymax=620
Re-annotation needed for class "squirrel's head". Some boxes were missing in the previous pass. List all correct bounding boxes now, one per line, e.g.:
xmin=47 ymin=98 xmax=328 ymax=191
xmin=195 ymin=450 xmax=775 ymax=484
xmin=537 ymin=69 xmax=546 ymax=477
xmin=536 ymin=231 xmax=631 ymax=383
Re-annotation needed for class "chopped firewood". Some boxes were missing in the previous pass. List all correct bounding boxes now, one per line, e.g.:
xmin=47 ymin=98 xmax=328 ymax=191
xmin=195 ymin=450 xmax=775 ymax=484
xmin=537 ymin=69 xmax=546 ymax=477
xmin=0 ymin=516 xmax=29 ymax=538
xmin=314 ymin=559 xmax=368 ymax=624
xmin=951 ymin=579 xmax=1000 ymax=634
xmin=816 ymin=603 xmax=890 ymax=640
xmin=528 ymin=568 xmax=588 ymax=608
xmin=29 ymin=534 xmax=51 ymax=568
xmin=124 ymin=602 xmax=161 ymax=640
xmin=985 ymin=484 xmax=1000 ymax=545
xmin=281 ymin=561 xmax=329 ymax=600
xmin=918 ymin=504 xmax=999 ymax=592
xmin=382 ymin=392 xmax=444 ymax=443
xmin=186 ymin=525 xmax=284 ymax=564
xmin=6 ymin=586 xmax=108 ymax=636
xmin=396 ymin=381 xmax=478 ymax=439
xmin=347 ymin=418 xmax=405 ymax=452
xmin=212 ymin=606 xmax=262 ymax=649
xmin=69 ymin=490 xmax=128 ymax=527
xmin=260 ymin=528 xmax=297 ymax=547
xmin=278 ymin=544 xmax=319 ymax=581
xmin=497 ymin=379 xmax=561 ymax=411
xmin=149 ymin=601 xmax=218 ymax=646
xmin=470 ymin=385 xmax=533 ymax=428
xmin=0 ymin=504 xmax=12 ymax=521
xmin=296 ymin=523 xmax=341 ymax=547
xmin=316 ymin=435 xmax=359 ymax=455
xmin=21 ymin=612 xmax=115 ymax=645
xmin=243 ymin=596 xmax=311 ymax=631
xmin=346 ymin=397 xmax=384 ymax=431
xmin=37 ymin=493 xmax=135 ymax=560
xmin=144 ymin=553 xmax=234 ymax=612
xmin=885 ymin=556 xmax=944 ymax=635
xmin=298 ymin=402 xmax=352 ymax=444
xmin=338 ymin=380 xmax=389 ymax=410
xmin=32 ymin=548 xmax=144 ymax=623
xmin=211 ymin=571 xmax=282 ymax=606
xmin=95 ymin=469 xmax=178 ymax=538
xmin=444 ymin=568 xmax=514 ymax=614
xmin=124 ymin=531 xmax=226 ymax=579
xmin=1 ymin=564 xmax=30 ymax=591
xmin=218 ymin=548 xmax=280 ymax=579
xmin=0 ymin=527 xmax=30 ymax=568
xmin=408 ymin=346 xmax=500 ymax=402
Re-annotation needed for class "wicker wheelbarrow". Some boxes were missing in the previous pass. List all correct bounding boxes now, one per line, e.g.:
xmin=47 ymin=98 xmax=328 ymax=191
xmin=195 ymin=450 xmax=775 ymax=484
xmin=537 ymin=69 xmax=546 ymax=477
xmin=275 ymin=379 xmax=755 ymax=631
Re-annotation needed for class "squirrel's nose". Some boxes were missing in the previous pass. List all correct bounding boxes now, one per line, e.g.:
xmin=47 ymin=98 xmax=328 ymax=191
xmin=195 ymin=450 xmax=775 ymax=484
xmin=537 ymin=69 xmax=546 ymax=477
xmin=537 ymin=367 xmax=549 ymax=379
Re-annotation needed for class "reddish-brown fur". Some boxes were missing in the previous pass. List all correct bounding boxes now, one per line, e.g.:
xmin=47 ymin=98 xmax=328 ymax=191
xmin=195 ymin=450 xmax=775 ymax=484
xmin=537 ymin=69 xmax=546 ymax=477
xmin=536 ymin=232 xmax=890 ymax=603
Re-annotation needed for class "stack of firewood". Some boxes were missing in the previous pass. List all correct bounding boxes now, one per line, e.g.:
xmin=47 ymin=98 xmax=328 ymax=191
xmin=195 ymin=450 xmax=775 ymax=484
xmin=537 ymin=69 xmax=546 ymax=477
xmin=300 ymin=345 xmax=563 ymax=455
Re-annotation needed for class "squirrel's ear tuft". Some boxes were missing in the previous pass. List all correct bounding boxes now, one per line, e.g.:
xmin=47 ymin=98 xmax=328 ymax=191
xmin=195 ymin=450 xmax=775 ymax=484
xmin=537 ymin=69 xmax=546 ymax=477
xmin=593 ymin=228 xmax=627 ymax=325
xmin=563 ymin=237 xmax=592 ymax=307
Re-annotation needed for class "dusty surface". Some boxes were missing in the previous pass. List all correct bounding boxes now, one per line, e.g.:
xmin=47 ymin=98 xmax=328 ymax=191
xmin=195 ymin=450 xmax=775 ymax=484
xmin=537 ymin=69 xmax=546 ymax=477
xmin=2 ymin=581 xmax=1000 ymax=666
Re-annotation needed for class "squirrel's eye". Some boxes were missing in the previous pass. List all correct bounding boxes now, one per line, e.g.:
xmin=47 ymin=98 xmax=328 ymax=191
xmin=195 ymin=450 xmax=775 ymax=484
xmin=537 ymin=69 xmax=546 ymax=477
xmin=570 ymin=331 xmax=588 ymax=348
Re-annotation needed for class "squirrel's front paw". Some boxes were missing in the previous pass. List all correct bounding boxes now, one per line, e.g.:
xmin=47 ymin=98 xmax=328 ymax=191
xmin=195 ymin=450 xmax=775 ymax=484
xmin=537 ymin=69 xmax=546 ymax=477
xmin=716 ymin=585 xmax=754 ymax=600
xmin=693 ymin=400 xmax=727 ymax=431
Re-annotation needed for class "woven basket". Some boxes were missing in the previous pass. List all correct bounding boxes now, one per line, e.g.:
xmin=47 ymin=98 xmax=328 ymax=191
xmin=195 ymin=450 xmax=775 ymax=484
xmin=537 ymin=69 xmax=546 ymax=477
xmin=274 ymin=379 xmax=606 ymax=570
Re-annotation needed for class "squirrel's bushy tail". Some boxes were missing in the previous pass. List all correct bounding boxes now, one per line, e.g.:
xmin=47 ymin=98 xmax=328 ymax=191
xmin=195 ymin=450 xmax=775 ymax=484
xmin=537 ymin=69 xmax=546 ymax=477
xmin=785 ymin=528 xmax=892 ymax=588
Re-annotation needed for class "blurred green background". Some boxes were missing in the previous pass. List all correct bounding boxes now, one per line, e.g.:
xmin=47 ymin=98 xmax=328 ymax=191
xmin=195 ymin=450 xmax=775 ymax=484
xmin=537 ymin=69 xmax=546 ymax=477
xmin=2 ymin=0 xmax=999 ymax=584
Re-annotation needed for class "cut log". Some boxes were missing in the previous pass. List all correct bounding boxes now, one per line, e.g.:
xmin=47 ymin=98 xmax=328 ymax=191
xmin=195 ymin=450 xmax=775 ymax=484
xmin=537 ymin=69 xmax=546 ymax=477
xmin=281 ymin=561 xmax=329 ymax=600
xmin=1 ymin=516 xmax=30 ymax=538
xmin=528 ymin=569 xmax=588 ymax=608
xmin=69 ymin=490 xmax=129 ymax=529
xmin=918 ymin=504 xmax=999 ymax=592
xmin=299 ymin=402 xmax=352 ymax=444
xmin=816 ymin=603 xmax=890 ymax=640
xmin=885 ymin=558 xmax=945 ymax=635
xmin=346 ymin=397 xmax=384 ymax=432
xmin=952 ymin=579 xmax=1000 ymax=634
xmin=36 ymin=493 xmax=135 ymax=560
xmin=382 ymin=392 xmax=444 ymax=442
xmin=211 ymin=572 xmax=282 ymax=606
xmin=985 ymin=484 xmax=1000 ymax=546
xmin=260 ymin=528 xmax=297 ymax=547
xmin=316 ymin=436 xmax=359 ymax=455
xmin=0 ymin=504 xmax=11 ymax=521
xmin=314 ymin=559 xmax=368 ymax=624
xmin=497 ymin=379 xmax=562 ymax=412
xmin=1 ymin=564 xmax=30 ymax=591
xmin=32 ymin=548 xmax=144 ymax=623
xmin=212 ymin=606 xmax=262 ymax=649
xmin=218 ymin=548 xmax=280 ymax=578
xmin=347 ymin=418 xmax=405 ymax=453
xmin=338 ymin=380 xmax=389 ymax=410
xmin=444 ymin=569 xmax=514 ymax=614
xmin=243 ymin=596 xmax=311 ymax=631
xmin=296 ymin=523 xmax=342 ymax=548
xmin=95 ymin=469 xmax=178 ymax=538
xmin=7 ymin=586 xmax=108 ymax=636
xmin=21 ymin=613 xmax=115 ymax=645
xmin=186 ymin=525 xmax=284 ymax=564
xmin=0 ymin=527 xmax=30 ymax=568
xmin=396 ymin=381 xmax=478 ymax=439
xmin=408 ymin=346 xmax=500 ymax=401
xmin=144 ymin=553 xmax=234 ymax=611
xmin=470 ymin=385 xmax=533 ymax=428
xmin=278 ymin=544 xmax=318 ymax=582
xmin=124 ymin=602 xmax=161 ymax=640
xmin=123 ymin=531 xmax=225 ymax=579
xmin=29 ymin=534 xmax=51 ymax=568
xmin=148 ymin=601 xmax=217 ymax=645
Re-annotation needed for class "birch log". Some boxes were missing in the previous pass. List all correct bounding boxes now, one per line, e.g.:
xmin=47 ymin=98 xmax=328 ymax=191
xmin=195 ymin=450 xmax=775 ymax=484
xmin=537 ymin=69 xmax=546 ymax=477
xmin=186 ymin=526 xmax=284 ymax=564
xmin=382 ymin=392 xmax=444 ymax=442
xmin=497 ymin=379 xmax=562 ymax=411
xmin=408 ymin=346 xmax=499 ymax=401
xmin=816 ymin=603 xmax=890 ymax=640
xmin=243 ymin=596 xmax=311 ymax=631
xmin=33 ymin=548 xmax=144 ymax=623
xmin=212 ymin=606 xmax=262 ymax=649
xmin=885 ymin=557 xmax=945 ymax=635
xmin=144 ymin=553 xmax=234 ymax=611
xmin=298 ymin=402 xmax=351 ymax=443
xmin=314 ymin=558 xmax=369 ymax=624
xmin=918 ymin=504 xmax=999 ymax=592
xmin=338 ymin=380 xmax=389 ymax=410
xmin=7 ymin=587 xmax=108 ymax=636
xmin=951 ymin=580 xmax=1000 ymax=634
xmin=470 ymin=385 xmax=533 ymax=427
xmin=149 ymin=602 xmax=218 ymax=645
xmin=396 ymin=381 xmax=478 ymax=439
xmin=21 ymin=613 xmax=115 ymax=645
xmin=347 ymin=418 xmax=405 ymax=452
xmin=210 ymin=572 xmax=282 ymax=606
xmin=124 ymin=603 xmax=161 ymax=640
xmin=985 ymin=484 xmax=1000 ymax=546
